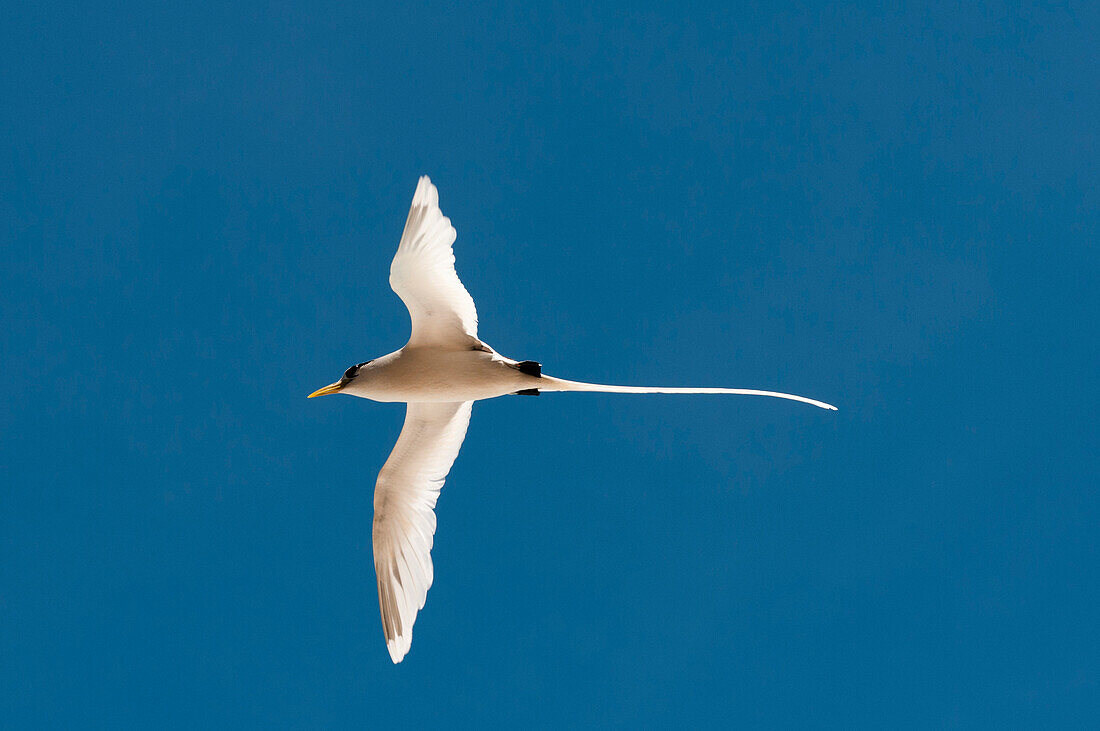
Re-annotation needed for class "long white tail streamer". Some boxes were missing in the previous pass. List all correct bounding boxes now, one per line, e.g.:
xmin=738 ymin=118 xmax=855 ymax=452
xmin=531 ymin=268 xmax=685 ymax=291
xmin=537 ymin=375 xmax=838 ymax=411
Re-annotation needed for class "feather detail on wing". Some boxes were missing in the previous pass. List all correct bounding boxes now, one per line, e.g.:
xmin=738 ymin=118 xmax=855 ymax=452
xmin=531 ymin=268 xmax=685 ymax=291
xmin=372 ymin=401 xmax=473 ymax=663
xmin=390 ymin=176 xmax=479 ymax=347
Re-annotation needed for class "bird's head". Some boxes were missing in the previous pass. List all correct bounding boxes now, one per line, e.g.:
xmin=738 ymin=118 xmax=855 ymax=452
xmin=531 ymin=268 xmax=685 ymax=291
xmin=308 ymin=360 xmax=374 ymax=399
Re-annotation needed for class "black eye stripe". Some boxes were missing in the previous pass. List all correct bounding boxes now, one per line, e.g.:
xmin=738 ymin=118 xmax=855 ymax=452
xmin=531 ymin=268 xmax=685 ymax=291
xmin=343 ymin=361 xmax=372 ymax=380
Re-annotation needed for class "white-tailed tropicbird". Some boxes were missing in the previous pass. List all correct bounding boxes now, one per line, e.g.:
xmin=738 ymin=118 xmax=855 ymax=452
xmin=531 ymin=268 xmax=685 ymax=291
xmin=309 ymin=176 xmax=837 ymax=663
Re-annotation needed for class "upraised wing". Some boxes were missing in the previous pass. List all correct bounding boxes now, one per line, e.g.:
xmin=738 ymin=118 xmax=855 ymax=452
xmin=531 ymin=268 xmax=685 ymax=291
xmin=390 ymin=176 xmax=479 ymax=347
xmin=372 ymin=400 xmax=473 ymax=663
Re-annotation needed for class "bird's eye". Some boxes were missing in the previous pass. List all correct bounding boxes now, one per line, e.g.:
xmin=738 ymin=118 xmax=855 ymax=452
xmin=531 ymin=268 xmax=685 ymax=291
xmin=344 ymin=361 xmax=371 ymax=380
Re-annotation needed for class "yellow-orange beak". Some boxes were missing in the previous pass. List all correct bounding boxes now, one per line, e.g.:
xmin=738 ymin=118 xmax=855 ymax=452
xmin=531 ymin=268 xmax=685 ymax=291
xmin=308 ymin=381 xmax=344 ymax=398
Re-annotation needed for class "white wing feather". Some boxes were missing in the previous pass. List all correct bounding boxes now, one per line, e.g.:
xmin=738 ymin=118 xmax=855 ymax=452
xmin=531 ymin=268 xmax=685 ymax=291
xmin=372 ymin=401 xmax=473 ymax=663
xmin=390 ymin=176 xmax=479 ymax=347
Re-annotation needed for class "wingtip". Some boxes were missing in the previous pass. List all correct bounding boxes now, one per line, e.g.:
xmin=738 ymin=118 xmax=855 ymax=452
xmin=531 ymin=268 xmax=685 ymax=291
xmin=387 ymin=640 xmax=409 ymax=664
xmin=413 ymin=175 xmax=438 ymax=208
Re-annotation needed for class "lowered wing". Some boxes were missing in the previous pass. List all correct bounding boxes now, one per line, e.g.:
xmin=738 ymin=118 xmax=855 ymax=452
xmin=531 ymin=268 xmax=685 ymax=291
xmin=372 ymin=400 xmax=473 ymax=663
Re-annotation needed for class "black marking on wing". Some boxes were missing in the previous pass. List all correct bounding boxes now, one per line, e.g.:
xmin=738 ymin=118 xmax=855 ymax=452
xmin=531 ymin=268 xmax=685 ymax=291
xmin=515 ymin=360 xmax=541 ymax=377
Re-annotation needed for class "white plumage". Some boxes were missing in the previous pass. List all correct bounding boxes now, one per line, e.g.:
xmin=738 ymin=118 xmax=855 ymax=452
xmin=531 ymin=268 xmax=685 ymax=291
xmin=390 ymin=177 xmax=479 ymax=348
xmin=373 ymin=401 xmax=472 ymax=663
xmin=309 ymin=176 xmax=837 ymax=663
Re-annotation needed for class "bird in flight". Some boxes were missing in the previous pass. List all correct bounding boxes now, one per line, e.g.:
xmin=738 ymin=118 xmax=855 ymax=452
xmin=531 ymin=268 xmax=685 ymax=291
xmin=309 ymin=176 xmax=837 ymax=663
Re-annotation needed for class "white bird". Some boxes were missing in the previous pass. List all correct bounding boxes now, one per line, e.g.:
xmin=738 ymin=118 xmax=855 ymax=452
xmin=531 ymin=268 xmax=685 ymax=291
xmin=309 ymin=176 xmax=837 ymax=663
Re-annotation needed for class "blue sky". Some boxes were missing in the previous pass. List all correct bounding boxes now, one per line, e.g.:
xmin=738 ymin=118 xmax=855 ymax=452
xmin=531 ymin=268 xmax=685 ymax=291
xmin=2 ymin=1 xmax=1097 ymax=727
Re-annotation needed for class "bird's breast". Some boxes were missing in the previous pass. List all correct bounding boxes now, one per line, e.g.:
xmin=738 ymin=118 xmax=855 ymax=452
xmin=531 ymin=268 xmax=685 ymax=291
xmin=355 ymin=348 xmax=533 ymax=403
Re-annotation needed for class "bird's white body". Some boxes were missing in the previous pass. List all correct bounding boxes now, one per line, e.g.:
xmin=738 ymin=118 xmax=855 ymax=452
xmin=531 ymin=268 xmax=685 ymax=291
xmin=310 ymin=176 xmax=837 ymax=663
xmin=345 ymin=344 xmax=839 ymax=409
xmin=343 ymin=346 xmax=538 ymax=403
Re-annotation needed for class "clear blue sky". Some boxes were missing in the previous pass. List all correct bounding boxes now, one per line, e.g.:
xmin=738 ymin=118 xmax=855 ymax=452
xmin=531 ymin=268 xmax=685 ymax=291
xmin=2 ymin=2 xmax=1097 ymax=727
